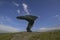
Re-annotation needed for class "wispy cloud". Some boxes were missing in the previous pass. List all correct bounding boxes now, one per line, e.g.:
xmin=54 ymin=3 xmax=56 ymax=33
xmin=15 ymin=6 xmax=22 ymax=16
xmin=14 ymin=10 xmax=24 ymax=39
xmin=38 ymin=27 xmax=60 ymax=32
xmin=12 ymin=1 xmax=21 ymax=14
xmin=0 ymin=24 xmax=19 ymax=33
xmin=53 ymin=15 xmax=60 ymax=21
xmin=53 ymin=15 xmax=59 ymax=17
xmin=12 ymin=1 xmax=19 ymax=7
xmin=17 ymin=9 xmax=20 ymax=14
xmin=22 ymin=3 xmax=30 ymax=15
xmin=0 ymin=16 xmax=12 ymax=23
xmin=0 ymin=16 xmax=21 ymax=27
xmin=0 ymin=16 xmax=12 ymax=21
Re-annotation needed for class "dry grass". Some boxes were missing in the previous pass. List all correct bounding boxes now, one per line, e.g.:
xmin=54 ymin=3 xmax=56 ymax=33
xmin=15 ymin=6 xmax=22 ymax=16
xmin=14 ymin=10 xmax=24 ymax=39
xmin=0 ymin=30 xmax=60 ymax=40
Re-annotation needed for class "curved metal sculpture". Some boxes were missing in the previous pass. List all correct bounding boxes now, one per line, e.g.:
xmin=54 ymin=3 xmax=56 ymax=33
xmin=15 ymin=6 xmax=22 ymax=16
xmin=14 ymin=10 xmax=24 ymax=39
xmin=16 ymin=15 xmax=38 ymax=32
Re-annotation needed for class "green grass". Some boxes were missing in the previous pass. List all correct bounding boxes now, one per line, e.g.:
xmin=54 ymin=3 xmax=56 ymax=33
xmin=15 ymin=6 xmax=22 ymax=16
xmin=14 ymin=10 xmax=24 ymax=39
xmin=0 ymin=30 xmax=60 ymax=40
xmin=29 ymin=31 xmax=60 ymax=40
xmin=0 ymin=33 xmax=13 ymax=40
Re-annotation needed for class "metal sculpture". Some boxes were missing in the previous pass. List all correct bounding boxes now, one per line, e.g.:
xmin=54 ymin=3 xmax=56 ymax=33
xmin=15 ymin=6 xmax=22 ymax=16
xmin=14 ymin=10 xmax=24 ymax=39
xmin=16 ymin=15 xmax=38 ymax=32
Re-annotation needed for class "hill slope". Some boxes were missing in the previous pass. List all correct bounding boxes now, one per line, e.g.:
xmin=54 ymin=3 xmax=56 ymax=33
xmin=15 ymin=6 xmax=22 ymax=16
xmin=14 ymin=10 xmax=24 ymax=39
xmin=0 ymin=30 xmax=60 ymax=40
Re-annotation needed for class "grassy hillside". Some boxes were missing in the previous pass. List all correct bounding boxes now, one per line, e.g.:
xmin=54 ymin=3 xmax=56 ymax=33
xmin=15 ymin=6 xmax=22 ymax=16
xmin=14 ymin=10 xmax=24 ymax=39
xmin=0 ymin=30 xmax=60 ymax=40
xmin=0 ymin=33 xmax=13 ymax=40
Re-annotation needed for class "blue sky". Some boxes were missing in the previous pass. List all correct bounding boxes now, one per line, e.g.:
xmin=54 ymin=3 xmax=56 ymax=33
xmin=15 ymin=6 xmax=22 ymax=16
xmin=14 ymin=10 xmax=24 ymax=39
xmin=0 ymin=0 xmax=60 ymax=32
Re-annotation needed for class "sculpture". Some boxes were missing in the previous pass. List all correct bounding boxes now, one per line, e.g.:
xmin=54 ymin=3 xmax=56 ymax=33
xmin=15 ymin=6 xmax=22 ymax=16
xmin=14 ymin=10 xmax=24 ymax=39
xmin=16 ymin=15 xmax=38 ymax=32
